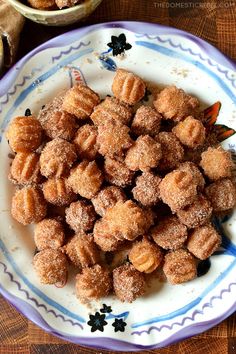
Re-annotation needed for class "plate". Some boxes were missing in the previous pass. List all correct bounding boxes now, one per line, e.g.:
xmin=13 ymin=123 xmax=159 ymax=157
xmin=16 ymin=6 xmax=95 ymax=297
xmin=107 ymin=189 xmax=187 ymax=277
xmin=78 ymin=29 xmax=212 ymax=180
xmin=0 ymin=21 xmax=236 ymax=351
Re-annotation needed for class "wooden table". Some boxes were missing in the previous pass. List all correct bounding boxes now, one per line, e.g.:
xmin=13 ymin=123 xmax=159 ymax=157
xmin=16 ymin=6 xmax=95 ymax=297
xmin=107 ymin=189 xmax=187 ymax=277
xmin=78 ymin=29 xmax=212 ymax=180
xmin=1 ymin=0 xmax=236 ymax=353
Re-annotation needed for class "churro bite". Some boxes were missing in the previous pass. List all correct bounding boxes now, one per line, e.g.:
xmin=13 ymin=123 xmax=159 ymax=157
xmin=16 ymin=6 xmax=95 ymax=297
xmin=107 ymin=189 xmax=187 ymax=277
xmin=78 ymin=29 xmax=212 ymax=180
xmin=33 ymin=249 xmax=67 ymax=284
xmin=65 ymin=200 xmax=96 ymax=232
xmin=129 ymin=238 xmax=163 ymax=273
xmin=9 ymin=152 xmax=41 ymax=185
xmin=112 ymin=68 xmax=146 ymax=105
xmin=154 ymin=85 xmax=199 ymax=122
xmin=63 ymin=233 xmax=100 ymax=268
xmin=73 ymin=124 xmax=98 ymax=161
xmin=91 ymin=96 xmax=133 ymax=126
xmin=11 ymin=187 xmax=47 ymax=225
xmin=93 ymin=219 xmax=124 ymax=252
xmin=172 ymin=116 xmax=206 ymax=149
xmin=187 ymin=224 xmax=221 ymax=260
xmin=75 ymin=265 xmax=112 ymax=302
xmin=157 ymin=132 xmax=184 ymax=171
xmin=125 ymin=135 xmax=162 ymax=172
xmin=104 ymin=157 xmax=135 ymax=188
xmin=177 ymin=161 xmax=205 ymax=191
xmin=205 ymin=178 xmax=236 ymax=212
xmin=62 ymin=83 xmax=100 ymax=119
xmin=40 ymin=138 xmax=77 ymax=178
xmin=132 ymin=172 xmax=161 ymax=207
xmin=6 ymin=116 xmax=42 ymax=153
xmin=34 ymin=218 xmax=65 ymax=251
xmin=200 ymin=147 xmax=233 ymax=181
xmin=55 ymin=0 xmax=80 ymax=9
xmin=67 ymin=160 xmax=103 ymax=199
xmin=159 ymin=170 xmax=198 ymax=212
xmin=151 ymin=216 xmax=188 ymax=250
xmin=131 ymin=106 xmax=162 ymax=137
xmin=27 ymin=0 xmax=56 ymax=9
xmin=92 ymin=186 xmax=127 ymax=217
xmin=42 ymin=178 xmax=75 ymax=206
xmin=177 ymin=195 xmax=212 ymax=228
xmin=163 ymin=249 xmax=197 ymax=284
xmin=113 ymin=264 xmax=146 ymax=302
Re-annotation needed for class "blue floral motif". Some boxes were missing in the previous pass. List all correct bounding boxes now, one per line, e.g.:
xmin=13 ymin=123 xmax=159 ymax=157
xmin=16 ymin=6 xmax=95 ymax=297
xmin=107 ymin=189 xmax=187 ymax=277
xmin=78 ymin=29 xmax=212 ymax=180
xmin=100 ymin=304 xmax=112 ymax=313
xmin=112 ymin=318 xmax=127 ymax=332
xmin=107 ymin=34 xmax=132 ymax=56
xmin=87 ymin=312 xmax=107 ymax=332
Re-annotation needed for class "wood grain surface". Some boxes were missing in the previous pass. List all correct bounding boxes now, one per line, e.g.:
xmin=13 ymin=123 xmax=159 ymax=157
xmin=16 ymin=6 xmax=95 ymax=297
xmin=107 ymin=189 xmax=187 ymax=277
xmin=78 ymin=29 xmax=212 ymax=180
xmin=1 ymin=0 xmax=236 ymax=353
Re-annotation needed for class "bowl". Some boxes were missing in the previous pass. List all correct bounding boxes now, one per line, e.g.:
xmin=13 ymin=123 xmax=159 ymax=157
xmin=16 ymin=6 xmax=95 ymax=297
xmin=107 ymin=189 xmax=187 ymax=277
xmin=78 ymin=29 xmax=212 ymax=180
xmin=0 ymin=37 xmax=3 ymax=72
xmin=6 ymin=0 xmax=103 ymax=26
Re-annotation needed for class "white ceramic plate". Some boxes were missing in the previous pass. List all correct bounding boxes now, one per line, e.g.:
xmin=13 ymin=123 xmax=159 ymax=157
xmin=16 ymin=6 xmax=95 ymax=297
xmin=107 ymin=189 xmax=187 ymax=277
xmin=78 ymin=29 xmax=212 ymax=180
xmin=0 ymin=22 xmax=236 ymax=351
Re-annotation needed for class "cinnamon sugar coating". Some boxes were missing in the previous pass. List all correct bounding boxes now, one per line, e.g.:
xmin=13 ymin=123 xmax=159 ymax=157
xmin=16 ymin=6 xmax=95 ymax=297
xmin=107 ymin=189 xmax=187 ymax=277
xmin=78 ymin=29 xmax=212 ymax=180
xmin=151 ymin=216 xmax=188 ymax=250
xmin=129 ymin=238 xmax=163 ymax=273
xmin=62 ymin=84 xmax=100 ymax=119
xmin=177 ymin=195 xmax=212 ymax=228
xmin=9 ymin=152 xmax=41 ymax=185
xmin=73 ymin=124 xmax=98 ymax=161
xmin=159 ymin=170 xmax=198 ymax=212
xmin=91 ymin=96 xmax=133 ymax=126
xmin=113 ymin=264 xmax=146 ymax=302
xmin=200 ymin=147 xmax=233 ymax=181
xmin=154 ymin=85 xmax=199 ymax=122
xmin=131 ymin=106 xmax=162 ymax=137
xmin=75 ymin=265 xmax=112 ymax=302
xmin=34 ymin=218 xmax=65 ymax=251
xmin=104 ymin=157 xmax=135 ymax=188
xmin=93 ymin=219 xmax=124 ymax=251
xmin=157 ymin=132 xmax=184 ymax=171
xmin=6 ymin=116 xmax=42 ymax=153
xmin=42 ymin=178 xmax=75 ymax=206
xmin=187 ymin=224 xmax=221 ymax=260
xmin=27 ymin=0 xmax=55 ymax=9
xmin=67 ymin=160 xmax=103 ymax=199
xmin=40 ymin=138 xmax=77 ymax=178
xmin=33 ymin=249 xmax=67 ymax=284
xmin=172 ymin=116 xmax=206 ymax=149
xmin=163 ymin=249 xmax=197 ymax=284
xmin=65 ymin=200 xmax=96 ymax=232
xmin=11 ymin=186 xmax=47 ymax=225
xmin=205 ymin=178 xmax=236 ymax=212
xmin=132 ymin=172 xmax=161 ymax=207
xmin=125 ymin=135 xmax=162 ymax=172
xmin=55 ymin=0 xmax=80 ymax=9
xmin=112 ymin=69 xmax=146 ymax=105
xmin=177 ymin=161 xmax=205 ymax=191
xmin=92 ymin=186 xmax=127 ymax=217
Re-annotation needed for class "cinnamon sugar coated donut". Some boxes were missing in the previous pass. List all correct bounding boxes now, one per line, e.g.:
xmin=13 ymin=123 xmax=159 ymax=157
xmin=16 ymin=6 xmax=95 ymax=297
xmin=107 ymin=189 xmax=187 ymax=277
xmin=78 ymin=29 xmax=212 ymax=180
xmin=104 ymin=157 xmax=135 ymax=187
xmin=200 ymin=147 xmax=233 ymax=180
xmin=34 ymin=218 xmax=65 ymax=251
xmin=205 ymin=178 xmax=236 ymax=212
xmin=132 ymin=172 xmax=161 ymax=207
xmin=177 ymin=162 xmax=205 ymax=191
xmin=157 ymin=132 xmax=184 ymax=171
xmin=172 ymin=116 xmax=206 ymax=148
xmin=93 ymin=219 xmax=124 ymax=251
xmin=65 ymin=200 xmax=96 ymax=232
xmin=131 ymin=106 xmax=162 ymax=137
xmin=42 ymin=178 xmax=75 ymax=206
xmin=92 ymin=186 xmax=127 ymax=217
xmin=27 ymin=0 xmax=56 ymax=9
xmin=9 ymin=152 xmax=41 ymax=185
xmin=73 ymin=124 xmax=98 ymax=161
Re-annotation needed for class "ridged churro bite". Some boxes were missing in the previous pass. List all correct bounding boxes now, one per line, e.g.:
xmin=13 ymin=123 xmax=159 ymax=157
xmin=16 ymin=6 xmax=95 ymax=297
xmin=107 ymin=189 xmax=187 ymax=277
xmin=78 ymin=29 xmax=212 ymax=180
xmin=177 ymin=195 xmax=212 ymax=228
xmin=27 ymin=0 xmax=56 ymax=9
xmin=91 ymin=96 xmax=133 ymax=126
xmin=97 ymin=119 xmax=133 ymax=160
xmin=92 ymin=186 xmax=127 ymax=217
xmin=151 ymin=216 xmax=188 ymax=250
xmin=163 ymin=249 xmax=197 ymax=284
xmin=172 ymin=116 xmax=206 ymax=149
xmin=34 ymin=218 xmax=65 ymax=251
xmin=113 ymin=264 xmax=146 ymax=302
xmin=177 ymin=161 xmax=205 ymax=191
xmin=159 ymin=170 xmax=198 ymax=212
xmin=62 ymin=83 xmax=100 ymax=119
xmin=63 ymin=233 xmax=100 ymax=268
xmin=42 ymin=178 xmax=75 ymax=206
xmin=11 ymin=187 xmax=47 ymax=225
xmin=104 ymin=157 xmax=135 ymax=187
xmin=125 ymin=135 xmax=162 ymax=171
xmin=33 ymin=249 xmax=67 ymax=284
xmin=200 ymin=147 xmax=233 ymax=181
xmin=75 ymin=265 xmax=112 ymax=302
xmin=187 ymin=224 xmax=221 ymax=260
xmin=6 ymin=116 xmax=42 ymax=153
xmin=157 ymin=132 xmax=184 ymax=171
xmin=55 ymin=0 xmax=80 ymax=9
xmin=205 ymin=178 xmax=236 ymax=212
xmin=93 ymin=219 xmax=124 ymax=252
xmin=40 ymin=138 xmax=77 ymax=178
xmin=154 ymin=85 xmax=199 ymax=122
xmin=132 ymin=172 xmax=161 ymax=207
xmin=112 ymin=68 xmax=146 ymax=105
xmin=73 ymin=124 xmax=98 ymax=161
xmin=129 ymin=238 xmax=163 ymax=273
xmin=131 ymin=106 xmax=162 ymax=137
xmin=9 ymin=152 xmax=41 ymax=185
xmin=65 ymin=200 xmax=96 ymax=232
xmin=68 ymin=160 xmax=103 ymax=199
